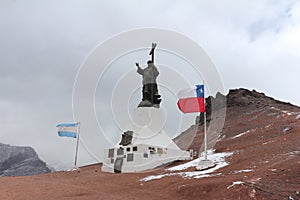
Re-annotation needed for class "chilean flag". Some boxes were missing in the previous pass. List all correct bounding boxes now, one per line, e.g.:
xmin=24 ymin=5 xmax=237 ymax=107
xmin=177 ymin=85 xmax=206 ymax=113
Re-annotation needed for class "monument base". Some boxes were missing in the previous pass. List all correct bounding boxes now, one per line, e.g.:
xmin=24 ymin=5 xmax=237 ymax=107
xmin=195 ymin=160 xmax=216 ymax=171
xmin=101 ymin=107 xmax=192 ymax=173
xmin=101 ymin=144 xmax=191 ymax=173
xmin=138 ymin=100 xmax=159 ymax=108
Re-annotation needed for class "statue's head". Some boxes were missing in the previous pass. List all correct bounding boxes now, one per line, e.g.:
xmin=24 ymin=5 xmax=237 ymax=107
xmin=147 ymin=60 xmax=153 ymax=65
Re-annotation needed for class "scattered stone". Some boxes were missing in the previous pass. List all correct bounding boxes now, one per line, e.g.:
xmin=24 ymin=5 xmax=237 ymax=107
xmin=283 ymin=126 xmax=293 ymax=133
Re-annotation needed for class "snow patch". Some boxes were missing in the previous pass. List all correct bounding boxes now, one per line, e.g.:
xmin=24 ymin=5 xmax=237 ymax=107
xmin=167 ymin=150 xmax=232 ymax=171
xmin=263 ymin=140 xmax=275 ymax=145
xmin=265 ymin=124 xmax=271 ymax=128
xmin=276 ymin=115 xmax=282 ymax=119
xmin=189 ymin=173 xmax=221 ymax=179
xmin=140 ymin=174 xmax=171 ymax=182
xmin=232 ymin=169 xmax=253 ymax=174
xmin=271 ymin=106 xmax=299 ymax=117
xmin=283 ymin=126 xmax=292 ymax=133
xmin=178 ymin=160 xmax=228 ymax=178
xmin=140 ymin=150 xmax=234 ymax=182
xmin=227 ymin=181 xmax=244 ymax=189
xmin=217 ymin=134 xmax=226 ymax=142
xmin=288 ymin=151 xmax=300 ymax=155
xmin=282 ymin=110 xmax=292 ymax=115
xmin=167 ymin=158 xmax=199 ymax=171
xmin=296 ymin=114 xmax=300 ymax=120
xmin=139 ymin=172 xmax=222 ymax=182
xmin=232 ymin=130 xmax=251 ymax=139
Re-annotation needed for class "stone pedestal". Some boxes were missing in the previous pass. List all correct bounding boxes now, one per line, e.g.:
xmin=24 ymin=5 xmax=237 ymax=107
xmin=132 ymin=107 xmax=163 ymax=133
xmin=131 ymin=107 xmax=179 ymax=150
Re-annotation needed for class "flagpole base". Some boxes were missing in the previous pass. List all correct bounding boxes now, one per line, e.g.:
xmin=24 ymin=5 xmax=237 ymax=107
xmin=196 ymin=160 xmax=215 ymax=171
xmin=71 ymin=166 xmax=80 ymax=172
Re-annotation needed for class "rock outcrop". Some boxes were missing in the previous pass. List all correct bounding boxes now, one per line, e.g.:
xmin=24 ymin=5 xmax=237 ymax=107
xmin=0 ymin=143 xmax=50 ymax=176
xmin=175 ymin=88 xmax=299 ymax=153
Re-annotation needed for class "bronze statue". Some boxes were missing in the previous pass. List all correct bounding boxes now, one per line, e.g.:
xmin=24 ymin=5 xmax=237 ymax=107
xmin=136 ymin=43 xmax=161 ymax=108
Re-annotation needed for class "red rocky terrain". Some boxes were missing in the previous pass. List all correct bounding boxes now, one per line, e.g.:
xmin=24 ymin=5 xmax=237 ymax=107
xmin=0 ymin=88 xmax=299 ymax=200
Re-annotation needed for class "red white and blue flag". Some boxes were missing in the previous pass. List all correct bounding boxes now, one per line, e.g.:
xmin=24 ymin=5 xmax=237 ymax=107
xmin=177 ymin=85 xmax=206 ymax=113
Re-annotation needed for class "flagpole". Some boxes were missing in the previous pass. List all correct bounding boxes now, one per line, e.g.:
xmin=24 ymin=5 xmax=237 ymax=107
xmin=203 ymin=80 xmax=207 ymax=160
xmin=74 ymin=122 xmax=80 ymax=168
xmin=204 ymin=110 xmax=207 ymax=160
xmin=200 ymin=80 xmax=206 ymax=160
xmin=196 ymin=82 xmax=214 ymax=170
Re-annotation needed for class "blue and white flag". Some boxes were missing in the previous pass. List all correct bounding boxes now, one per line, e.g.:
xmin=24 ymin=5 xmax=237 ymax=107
xmin=56 ymin=122 xmax=79 ymax=138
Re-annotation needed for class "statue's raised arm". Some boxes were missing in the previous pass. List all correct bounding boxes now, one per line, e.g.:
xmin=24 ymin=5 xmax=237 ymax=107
xmin=136 ymin=62 xmax=144 ymax=75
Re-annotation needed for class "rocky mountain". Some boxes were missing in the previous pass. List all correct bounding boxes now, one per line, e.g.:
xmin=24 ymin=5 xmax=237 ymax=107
xmin=0 ymin=143 xmax=50 ymax=177
xmin=174 ymin=88 xmax=299 ymax=153
xmin=173 ymin=88 xmax=300 ymax=199
xmin=0 ymin=88 xmax=299 ymax=199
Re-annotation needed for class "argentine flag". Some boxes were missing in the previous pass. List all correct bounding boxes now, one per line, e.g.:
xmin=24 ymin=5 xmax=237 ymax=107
xmin=56 ymin=123 xmax=79 ymax=138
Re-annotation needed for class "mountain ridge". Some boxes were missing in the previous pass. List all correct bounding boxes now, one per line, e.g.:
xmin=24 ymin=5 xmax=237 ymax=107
xmin=0 ymin=143 xmax=51 ymax=177
xmin=174 ymin=88 xmax=299 ymax=153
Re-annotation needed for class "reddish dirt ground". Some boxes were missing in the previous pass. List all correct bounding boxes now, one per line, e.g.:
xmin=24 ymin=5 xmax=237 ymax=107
xmin=0 ymin=89 xmax=299 ymax=200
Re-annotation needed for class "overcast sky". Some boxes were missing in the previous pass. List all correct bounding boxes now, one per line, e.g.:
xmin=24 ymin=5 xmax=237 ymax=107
xmin=0 ymin=0 xmax=299 ymax=169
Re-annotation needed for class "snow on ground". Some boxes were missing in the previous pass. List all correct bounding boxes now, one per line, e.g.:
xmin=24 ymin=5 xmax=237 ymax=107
xmin=227 ymin=181 xmax=244 ymax=189
xmin=140 ymin=150 xmax=234 ymax=182
xmin=288 ymin=151 xmax=300 ymax=155
xmin=283 ymin=126 xmax=292 ymax=133
xmin=263 ymin=140 xmax=275 ymax=145
xmin=265 ymin=124 xmax=271 ymax=128
xmin=217 ymin=134 xmax=226 ymax=142
xmin=167 ymin=150 xmax=232 ymax=171
xmin=232 ymin=130 xmax=251 ymax=139
xmin=270 ymin=106 xmax=299 ymax=117
xmin=141 ymin=174 xmax=172 ymax=182
xmin=232 ymin=123 xmax=274 ymax=140
xmin=232 ymin=169 xmax=253 ymax=174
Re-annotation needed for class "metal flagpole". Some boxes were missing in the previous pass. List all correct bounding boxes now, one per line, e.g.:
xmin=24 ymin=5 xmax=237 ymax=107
xmin=203 ymin=80 xmax=207 ymax=160
xmin=74 ymin=122 xmax=80 ymax=168
xmin=196 ymin=82 xmax=215 ymax=170
xmin=204 ymin=108 xmax=207 ymax=160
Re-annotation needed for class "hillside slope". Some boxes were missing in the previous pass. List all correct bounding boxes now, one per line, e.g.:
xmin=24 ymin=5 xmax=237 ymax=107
xmin=0 ymin=88 xmax=299 ymax=199
xmin=173 ymin=88 xmax=300 ymax=199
